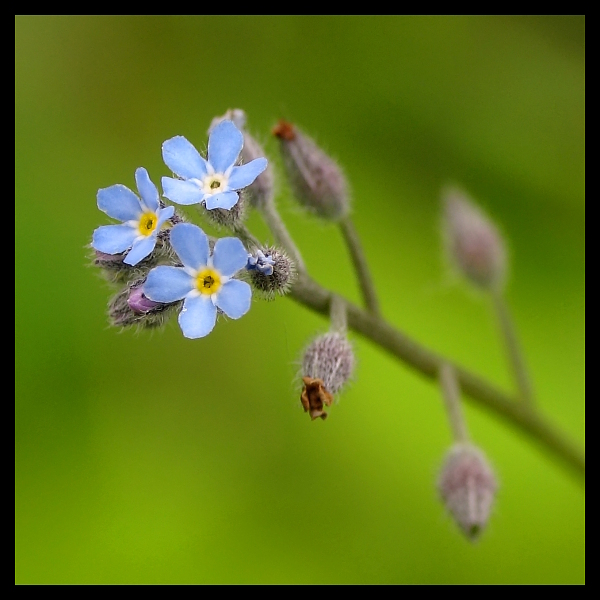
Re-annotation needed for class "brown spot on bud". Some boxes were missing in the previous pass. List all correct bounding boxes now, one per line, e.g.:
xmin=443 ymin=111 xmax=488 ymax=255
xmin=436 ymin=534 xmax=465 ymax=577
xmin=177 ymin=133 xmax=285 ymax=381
xmin=300 ymin=376 xmax=333 ymax=421
xmin=272 ymin=120 xmax=296 ymax=141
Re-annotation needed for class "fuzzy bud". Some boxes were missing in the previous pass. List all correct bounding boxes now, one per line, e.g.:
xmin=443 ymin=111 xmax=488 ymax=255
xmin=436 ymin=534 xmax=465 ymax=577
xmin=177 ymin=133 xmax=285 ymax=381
xmin=438 ymin=443 xmax=497 ymax=541
xmin=273 ymin=120 xmax=349 ymax=221
xmin=442 ymin=188 xmax=506 ymax=291
xmin=108 ymin=279 xmax=181 ymax=329
xmin=301 ymin=332 xmax=355 ymax=420
xmin=246 ymin=245 xmax=297 ymax=299
xmin=200 ymin=189 xmax=248 ymax=231
xmin=209 ymin=109 xmax=274 ymax=209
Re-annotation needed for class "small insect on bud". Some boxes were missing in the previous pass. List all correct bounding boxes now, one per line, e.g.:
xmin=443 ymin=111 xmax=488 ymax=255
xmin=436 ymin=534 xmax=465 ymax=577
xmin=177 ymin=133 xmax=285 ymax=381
xmin=438 ymin=443 xmax=497 ymax=541
xmin=209 ymin=109 xmax=274 ymax=209
xmin=442 ymin=188 xmax=507 ymax=291
xmin=108 ymin=279 xmax=181 ymax=329
xmin=273 ymin=120 xmax=349 ymax=221
xmin=301 ymin=332 xmax=355 ymax=420
xmin=246 ymin=245 xmax=297 ymax=299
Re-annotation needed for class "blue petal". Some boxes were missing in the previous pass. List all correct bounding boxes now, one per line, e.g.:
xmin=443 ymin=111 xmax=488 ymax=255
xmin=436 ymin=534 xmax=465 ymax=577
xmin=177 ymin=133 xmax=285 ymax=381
xmin=92 ymin=224 xmax=137 ymax=254
xmin=205 ymin=191 xmax=239 ymax=210
xmin=97 ymin=184 xmax=142 ymax=222
xmin=135 ymin=167 xmax=159 ymax=212
xmin=207 ymin=120 xmax=243 ymax=173
xmin=156 ymin=205 xmax=175 ymax=229
xmin=215 ymin=279 xmax=252 ymax=319
xmin=144 ymin=266 xmax=193 ymax=302
xmin=124 ymin=236 xmax=156 ymax=266
xmin=212 ymin=237 xmax=248 ymax=277
xmin=178 ymin=294 xmax=217 ymax=339
xmin=162 ymin=136 xmax=209 ymax=180
xmin=228 ymin=158 xmax=268 ymax=190
xmin=169 ymin=223 xmax=209 ymax=270
xmin=162 ymin=177 xmax=204 ymax=206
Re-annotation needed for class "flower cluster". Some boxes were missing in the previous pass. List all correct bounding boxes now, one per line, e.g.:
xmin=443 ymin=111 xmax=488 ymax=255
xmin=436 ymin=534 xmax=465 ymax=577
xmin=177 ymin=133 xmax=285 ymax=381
xmin=91 ymin=118 xmax=267 ymax=338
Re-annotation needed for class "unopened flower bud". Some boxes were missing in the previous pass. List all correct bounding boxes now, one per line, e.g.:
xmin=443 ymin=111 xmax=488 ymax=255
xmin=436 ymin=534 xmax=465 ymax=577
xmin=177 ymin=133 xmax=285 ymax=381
xmin=438 ymin=443 xmax=497 ymax=541
xmin=301 ymin=332 xmax=355 ymax=420
xmin=442 ymin=188 xmax=506 ymax=291
xmin=246 ymin=245 xmax=297 ymax=299
xmin=210 ymin=109 xmax=274 ymax=209
xmin=108 ymin=279 xmax=181 ymax=329
xmin=273 ymin=120 xmax=349 ymax=221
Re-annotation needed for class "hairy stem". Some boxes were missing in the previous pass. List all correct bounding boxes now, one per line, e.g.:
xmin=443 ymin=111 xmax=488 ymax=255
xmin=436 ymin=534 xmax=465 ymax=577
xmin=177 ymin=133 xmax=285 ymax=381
xmin=339 ymin=215 xmax=381 ymax=316
xmin=492 ymin=290 xmax=535 ymax=407
xmin=439 ymin=363 xmax=470 ymax=443
xmin=260 ymin=201 xmax=306 ymax=274
xmin=290 ymin=273 xmax=584 ymax=479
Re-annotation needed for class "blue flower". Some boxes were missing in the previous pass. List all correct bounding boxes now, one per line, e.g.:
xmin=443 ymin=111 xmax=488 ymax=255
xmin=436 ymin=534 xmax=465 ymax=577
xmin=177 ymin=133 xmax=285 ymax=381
xmin=246 ymin=249 xmax=275 ymax=276
xmin=161 ymin=120 xmax=267 ymax=211
xmin=143 ymin=223 xmax=252 ymax=339
xmin=92 ymin=167 xmax=175 ymax=266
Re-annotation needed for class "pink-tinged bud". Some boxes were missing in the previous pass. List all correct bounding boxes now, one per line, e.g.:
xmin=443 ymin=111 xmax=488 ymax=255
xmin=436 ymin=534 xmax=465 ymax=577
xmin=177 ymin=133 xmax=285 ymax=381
xmin=209 ymin=109 xmax=274 ymax=208
xmin=438 ymin=443 xmax=497 ymax=541
xmin=108 ymin=280 xmax=181 ymax=329
xmin=442 ymin=188 xmax=506 ymax=291
xmin=273 ymin=120 xmax=349 ymax=221
xmin=301 ymin=332 xmax=355 ymax=420
xmin=127 ymin=285 xmax=160 ymax=313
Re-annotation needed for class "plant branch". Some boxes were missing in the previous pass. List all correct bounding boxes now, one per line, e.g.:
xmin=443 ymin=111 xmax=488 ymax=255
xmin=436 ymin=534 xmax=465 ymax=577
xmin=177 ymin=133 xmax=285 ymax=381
xmin=339 ymin=215 xmax=381 ymax=316
xmin=439 ymin=363 xmax=469 ymax=443
xmin=289 ymin=272 xmax=585 ymax=480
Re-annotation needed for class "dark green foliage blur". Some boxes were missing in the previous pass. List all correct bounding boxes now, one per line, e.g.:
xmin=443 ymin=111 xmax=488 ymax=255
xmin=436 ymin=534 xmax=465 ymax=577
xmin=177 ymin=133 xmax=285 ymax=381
xmin=15 ymin=16 xmax=584 ymax=583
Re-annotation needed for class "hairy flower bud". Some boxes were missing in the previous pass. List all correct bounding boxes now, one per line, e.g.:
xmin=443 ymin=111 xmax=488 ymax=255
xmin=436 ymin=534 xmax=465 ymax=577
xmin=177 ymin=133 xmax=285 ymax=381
xmin=438 ymin=443 xmax=497 ymax=541
xmin=442 ymin=188 xmax=506 ymax=291
xmin=301 ymin=332 xmax=355 ymax=420
xmin=246 ymin=245 xmax=297 ymax=299
xmin=273 ymin=120 xmax=349 ymax=221
xmin=210 ymin=109 xmax=274 ymax=209
xmin=108 ymin=279 xmax=181 ymax=329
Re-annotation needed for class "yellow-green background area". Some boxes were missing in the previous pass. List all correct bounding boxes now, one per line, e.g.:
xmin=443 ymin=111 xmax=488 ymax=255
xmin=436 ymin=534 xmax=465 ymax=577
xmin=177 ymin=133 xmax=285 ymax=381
xmin=15 ymin=16 xmax=585 ymax=584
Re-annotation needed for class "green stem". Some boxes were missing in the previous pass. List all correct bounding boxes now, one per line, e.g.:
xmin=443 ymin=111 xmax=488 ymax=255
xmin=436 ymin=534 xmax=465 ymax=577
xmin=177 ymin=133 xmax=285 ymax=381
xmin=290 ymin=273 xmax=584 ymax=479
xmin=339 ymin=215 xmax=381 ymax=316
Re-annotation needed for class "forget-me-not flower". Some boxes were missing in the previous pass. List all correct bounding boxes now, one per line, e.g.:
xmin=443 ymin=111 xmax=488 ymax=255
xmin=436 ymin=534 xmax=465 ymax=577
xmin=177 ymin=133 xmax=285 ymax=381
xmin=161 ymin=120 xmax=267 ymax=211
xmin=92 ymin=167 xmax=175 ymax=266
xmin=246 ymin=249 xmax=275 ymax=276
xmin=143 ymin=223 xmax=252 ymax=339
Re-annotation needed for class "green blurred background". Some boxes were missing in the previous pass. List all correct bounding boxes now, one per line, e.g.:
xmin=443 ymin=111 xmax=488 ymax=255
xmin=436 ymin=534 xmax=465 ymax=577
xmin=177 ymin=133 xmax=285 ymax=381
xmin=15 ymin=16 xmax=584 ymax=584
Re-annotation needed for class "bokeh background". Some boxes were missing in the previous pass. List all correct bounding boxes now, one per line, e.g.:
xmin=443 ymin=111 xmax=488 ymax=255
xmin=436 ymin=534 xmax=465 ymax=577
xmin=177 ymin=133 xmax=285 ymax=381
xmin=15 ymin=16 xmax=585 ymax=584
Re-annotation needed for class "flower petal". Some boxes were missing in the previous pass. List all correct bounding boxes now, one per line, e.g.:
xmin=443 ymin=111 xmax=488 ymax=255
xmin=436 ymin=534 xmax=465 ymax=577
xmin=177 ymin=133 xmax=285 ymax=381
xmin=178 ymin=294 xmax=217 ymax=338
xmin=97 ymin=184 xmax=142 ymax=222
xmin=214 ymin=279 xmax=252 ymax=319
xmin=156 ymin=205 xmax=175 ymax=229
xmin=207 ymin=120 xmax=243 ymax=173
xmin=162 ymin=177 xmax=204 ymax=205
xmin=204 ymin=191 xmax=239 ymax=211
xmin=92 ymin=224 xmax=137 ymax=254
xmin=212 ymin=237 xmax=248 ymax=277
xmin=144 ymin=266 xmax=193 ymax=302
xmin=135 ymin=167 xmax=159 ymax=212
xmin=123 ymin=236 xmax=156 ymax=266
xmin=162 ymin=135 xmax=209 ymax=180
xmin=169 ymin=223 xmax=209 ymax=270
xmin=228 ymin=158 xmax=268 ymax=190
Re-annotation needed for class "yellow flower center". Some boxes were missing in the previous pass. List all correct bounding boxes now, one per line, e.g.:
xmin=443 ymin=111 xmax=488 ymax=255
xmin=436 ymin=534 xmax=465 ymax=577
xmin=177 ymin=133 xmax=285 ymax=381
xmin=204 ymin=174 xmax=228 ymax=195
xmin=195 ymin=268 xmax=222 ymax=295
xmin=138 ymin=212 xmax=158 ymax=236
